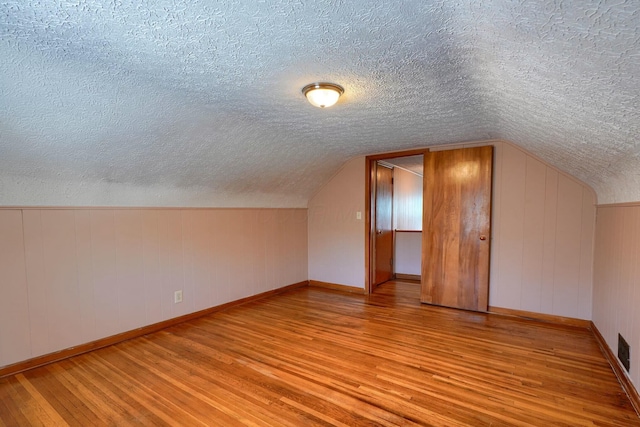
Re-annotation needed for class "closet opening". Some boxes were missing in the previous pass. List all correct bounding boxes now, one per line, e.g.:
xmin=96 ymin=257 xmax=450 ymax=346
xmin=365 ymin=149 xmax=426 ymax=294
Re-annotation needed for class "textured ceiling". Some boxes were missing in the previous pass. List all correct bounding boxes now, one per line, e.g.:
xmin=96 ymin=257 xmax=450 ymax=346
xmin=1 ymin=0 xmax=639 ymax=206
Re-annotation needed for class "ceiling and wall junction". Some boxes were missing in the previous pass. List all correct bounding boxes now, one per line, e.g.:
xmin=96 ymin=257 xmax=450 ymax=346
xmin=1 ymin=1 xmax=639 ymax=206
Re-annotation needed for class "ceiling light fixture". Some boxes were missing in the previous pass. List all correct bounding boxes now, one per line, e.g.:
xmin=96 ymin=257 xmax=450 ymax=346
xmin=302 ymin=82 xmax=344 ymax=108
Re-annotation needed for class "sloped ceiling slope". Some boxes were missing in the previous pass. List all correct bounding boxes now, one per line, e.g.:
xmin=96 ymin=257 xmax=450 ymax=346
xmin=0 ymin=0 xmax=638 ymax=206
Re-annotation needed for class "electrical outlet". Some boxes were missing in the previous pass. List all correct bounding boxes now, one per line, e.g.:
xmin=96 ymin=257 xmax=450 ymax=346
xmin=174 ymin=290 xmax=183 ymax=304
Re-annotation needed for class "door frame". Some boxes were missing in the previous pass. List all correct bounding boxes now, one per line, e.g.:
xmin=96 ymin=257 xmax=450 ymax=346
xmin=365 ymin=148 xmax=429 ymax=294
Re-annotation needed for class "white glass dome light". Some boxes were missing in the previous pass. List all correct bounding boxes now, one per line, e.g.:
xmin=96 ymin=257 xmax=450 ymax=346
xmin=302 ymin=83 xmax=344 ymax=108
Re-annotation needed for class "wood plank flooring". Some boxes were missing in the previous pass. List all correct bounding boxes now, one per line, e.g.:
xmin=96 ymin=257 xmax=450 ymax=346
xmin=1 ymin=281 xmax=638 ymax=426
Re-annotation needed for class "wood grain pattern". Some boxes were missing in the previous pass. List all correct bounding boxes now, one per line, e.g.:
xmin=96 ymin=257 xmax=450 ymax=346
xmin=421 ymin=146 xmax=493 ymax=311
xmin=395 ymin=273 xmax=421 ymax=281
xmin=488 ymin=306 xmax=591 ymax=329
xmin=0 ymin=281 xmax=309 ymax=379
xmin=591 ymin=321 xmax=640 ymax=416
xmin=374 ymin=163 xmax=394 ymax=287
xmin=1 ymin=281 xmax=637 ymax=426
xmin=308 ymin=280 xmax=364 ymax=294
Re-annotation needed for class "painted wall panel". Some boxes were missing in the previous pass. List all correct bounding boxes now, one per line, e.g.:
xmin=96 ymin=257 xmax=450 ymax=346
xmin=493 ymin=144 xmax=527 ymax=309
xmin=185 ymin=210 xmax=214 ymax=312
xmin=285 ymin=209 xmax=308 ymax=288
xmin=90 ymin=210 xmax=120 ymax=339
xmin=243 ymin=210 xmax=259 ymax=296
xmin=74 ymin=210 xmax=96 ymax=343
xmin=22 ymin=210 xmax=50 ymax=356
xmin=632 ymin=212 xmax=640 ymax=385
xmin=114 ymin=210 xmax=147 ymax=331
xmin=593 ymin=204 xmax=640 ymax=393
xmin=395 ymin=232 xmax=422 ymax=275
xmin=0 ymin=207 xmax=307 ymax=367
xmin=249 ymin=210 xmax=267 ymax=294
xmin=488 ymin=142 xmax=595 ymax=319
xmin=520 ymin=157 xmax=546 ymax=313
xmin=308 ymin=157 xmax=365 ymax=288
xmin=540 ymin=170 xmax=559 ymax=314
xmin=619 ymin=209 xmax=636 ymax=342
xmin=227 ymin=210 xmax=252 ymax=301
xmin=393 ymin=168 xmax=422 ymax=231
xmin=0 ymin=210 xmax=31 ymax=365
xmin=553 ymin=177 xmax=583 ymax=318
xmin=393 ymin=168 xmax=422 ymax=276
xmin=141 ymin=210 xmax=163 ymax=325
xmin=578 ymin=188 xmax=595 ymax=318
xmin=262 ymin=209 xmax=278 ymax=292
xmin=159 ymin=210 xmax=184 ymax=318
xmin=208 ymin=209 xmax=232 ymax=304
xmin=40 ymin=210 xmax=82 ymax=350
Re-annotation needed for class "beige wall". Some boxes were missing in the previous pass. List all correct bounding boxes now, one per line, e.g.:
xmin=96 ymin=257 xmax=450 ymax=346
xmin=393 ymin=167 xmax=422 ymax=231
xmin=593 ymin=203 xmax=640 ymax=391
xmin=308 ymin=157 xmax=366 ymax=288
xmin=393 ymin=167 xmax=423 ymax=276
xmin=307 ymin=140 xmax=596 ymax=320
xmin=395 ymin=232 xmax=422 ymax=276
xmin=0 ymin=208 xmax=308 ymax=367
xmin=488 ymin=141 xmax=596 ymax=319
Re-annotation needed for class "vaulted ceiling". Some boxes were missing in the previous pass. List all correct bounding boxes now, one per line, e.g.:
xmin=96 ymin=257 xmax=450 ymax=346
xmin=1 ymin=1 xmax=639 ymax=206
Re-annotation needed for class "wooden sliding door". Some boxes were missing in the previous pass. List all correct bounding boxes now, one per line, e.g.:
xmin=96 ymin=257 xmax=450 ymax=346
xmin=421 ymin=146 xmax=493 ymax=311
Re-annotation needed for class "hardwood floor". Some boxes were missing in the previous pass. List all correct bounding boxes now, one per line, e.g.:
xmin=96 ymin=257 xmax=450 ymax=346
xmin=1 ymin=280 xmax=638 ymax=426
